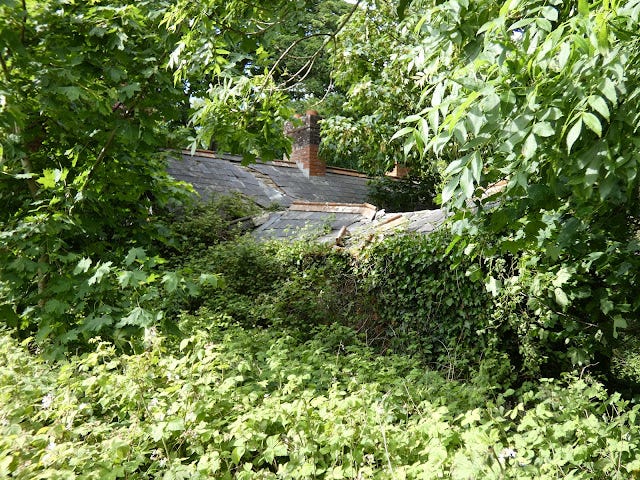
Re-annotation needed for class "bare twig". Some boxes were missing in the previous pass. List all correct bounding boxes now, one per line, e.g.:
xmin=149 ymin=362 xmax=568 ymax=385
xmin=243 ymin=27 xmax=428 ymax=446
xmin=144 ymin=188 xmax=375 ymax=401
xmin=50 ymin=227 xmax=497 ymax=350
xmin=262 ymin=0 xmax=363 ymax=92
xmin=266 ymin=32 xmax=332 ymax=83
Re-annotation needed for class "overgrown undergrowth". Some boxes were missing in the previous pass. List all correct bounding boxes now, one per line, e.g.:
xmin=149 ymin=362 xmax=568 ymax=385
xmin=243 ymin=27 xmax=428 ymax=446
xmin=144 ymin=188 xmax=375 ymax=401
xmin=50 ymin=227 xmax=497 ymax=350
xmin=2 ymin=319 xmax=640 ymax=479
xmin=3 ymin=196 xmax=640 ymax=478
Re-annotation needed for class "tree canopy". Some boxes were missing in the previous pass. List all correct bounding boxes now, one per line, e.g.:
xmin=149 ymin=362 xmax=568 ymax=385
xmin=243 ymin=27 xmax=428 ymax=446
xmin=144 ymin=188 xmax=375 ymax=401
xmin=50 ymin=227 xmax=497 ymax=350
xmin=391 ymin=0 xmax=640 ymax=369
xmin=2 ymin=0 xmax=640 ymax=373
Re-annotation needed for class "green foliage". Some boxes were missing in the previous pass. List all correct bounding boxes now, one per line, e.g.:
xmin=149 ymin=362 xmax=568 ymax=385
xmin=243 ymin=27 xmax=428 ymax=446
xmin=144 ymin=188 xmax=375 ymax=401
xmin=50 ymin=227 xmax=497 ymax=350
xmin=177 ymin=236 xmax=355 ymax=332
xmin=321 ymin=0 xmax=445 ymax=175
xmin=0 ymin=0 xmax=195 ymax=347
xmin=0 ymin=0 xmax=308 ymax=346
xmin=166 ymin=193 xmax=261 ymax=255
xmin=356 ymin=232 xmax=518 ymax=382
xmin=611 ymin=336 xmax=640 ymax=393
xmin=266 ymin=0 xmax=352 ymax=104
xmin=367 ymin=173 xmax=440 ymax=213
xmin=3 ymin=321 xmax=640 ymax=479
xmin=391 ymin=0 xmax=640 ymax=374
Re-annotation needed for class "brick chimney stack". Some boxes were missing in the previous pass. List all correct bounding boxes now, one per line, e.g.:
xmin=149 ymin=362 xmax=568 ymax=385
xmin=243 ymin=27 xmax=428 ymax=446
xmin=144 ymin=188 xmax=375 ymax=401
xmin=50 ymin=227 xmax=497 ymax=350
xmin=386 ymin=162 xmax=410 ymax=179
xmin=285 ymin=110 xmax=325 ymax=177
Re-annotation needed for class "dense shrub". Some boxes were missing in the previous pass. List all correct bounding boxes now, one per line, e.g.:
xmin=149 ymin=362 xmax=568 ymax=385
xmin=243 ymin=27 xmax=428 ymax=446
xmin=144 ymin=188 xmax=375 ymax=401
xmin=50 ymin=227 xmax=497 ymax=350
xmin=164 ymin=193 xmax=261 ymax=256
xmin=355 ymin=231 xmax=519 ymax=382
xmin=3 ymin=320 xmax=640 ymax=479
xmin=167 ymin=198 xmax=640 ymax=389
xmin=367 ymin=173 xmax=440 ymax=213
xmin=176 ymin=237 xmax=358 ymax=332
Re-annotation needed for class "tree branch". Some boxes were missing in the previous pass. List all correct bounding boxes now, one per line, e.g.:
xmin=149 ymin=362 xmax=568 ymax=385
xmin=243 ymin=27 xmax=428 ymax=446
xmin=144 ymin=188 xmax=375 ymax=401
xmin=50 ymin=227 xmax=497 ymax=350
xmin=0 ymin=50 xmax=11 ymax=81
xmin=20 ymin=156 xmax=39 ymax=198
xmin=77 ymin=126 xmax=118 ymax=195
xmin=21 ymin=0 xmax=27 ymax=43
xmin=264 ymin=0 xmax=363 ymax=92
xmin=266 ymin=32 xmax=332 ymax=83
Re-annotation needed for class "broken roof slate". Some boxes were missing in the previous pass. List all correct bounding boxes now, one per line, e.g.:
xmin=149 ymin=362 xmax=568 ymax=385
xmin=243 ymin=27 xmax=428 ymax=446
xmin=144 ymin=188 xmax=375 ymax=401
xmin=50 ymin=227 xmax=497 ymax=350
xmin=253 ymin=202 xmax=375 ymax=243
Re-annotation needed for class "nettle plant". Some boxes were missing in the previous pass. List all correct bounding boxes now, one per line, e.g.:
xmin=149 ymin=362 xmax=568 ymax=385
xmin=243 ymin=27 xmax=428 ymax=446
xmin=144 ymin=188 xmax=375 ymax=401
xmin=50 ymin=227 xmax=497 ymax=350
xmin=2 ymin=320 xmax=640 ymax=479
xmin=394 ymin=0 xmax=640 ymax=372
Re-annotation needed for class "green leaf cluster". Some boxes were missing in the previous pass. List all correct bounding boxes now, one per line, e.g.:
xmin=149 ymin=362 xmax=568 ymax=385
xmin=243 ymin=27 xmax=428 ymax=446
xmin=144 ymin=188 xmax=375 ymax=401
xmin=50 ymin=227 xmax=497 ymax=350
xmin=389 ymin=0 xmax=640 ymax=374
xmin=3 ymin=320 xmax=640 ymax=479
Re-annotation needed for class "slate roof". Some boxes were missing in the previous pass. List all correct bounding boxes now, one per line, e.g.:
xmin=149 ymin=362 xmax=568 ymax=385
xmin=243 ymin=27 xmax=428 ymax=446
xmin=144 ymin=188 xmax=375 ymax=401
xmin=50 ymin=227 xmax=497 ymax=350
xmin=167 ymin=150 xmax=449 ymax=245
xmin=254 ymin=202 xmax=377 ymax=243
xmin=167 ymin=150 xmax=370 ymax=208
xmin=358 ymin=209 xmax=448 ymax=236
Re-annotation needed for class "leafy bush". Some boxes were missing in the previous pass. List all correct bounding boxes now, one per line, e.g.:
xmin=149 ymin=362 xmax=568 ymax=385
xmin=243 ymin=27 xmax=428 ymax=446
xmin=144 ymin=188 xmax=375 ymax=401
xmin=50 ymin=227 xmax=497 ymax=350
xmin=451 ymin=206 xmax=640 ymax=382
xmin=355 ymin=231 xmax=519 ymax=382
xmin=367 ymin=173 xmax=440 ymax=213
xmin=3 ymin=321 xmax=640 ymax=479
xmin=165 ymin=193 xmax=261 ymax=256
xmin=177 ymin=237 xmax=359 ymax=333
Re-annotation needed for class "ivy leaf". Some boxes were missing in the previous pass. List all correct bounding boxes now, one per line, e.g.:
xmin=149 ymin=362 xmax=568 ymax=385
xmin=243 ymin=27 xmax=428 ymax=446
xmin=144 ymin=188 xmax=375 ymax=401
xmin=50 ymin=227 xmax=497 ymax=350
xmin=566 ymin=118 xmax=582 ymax=153
xmin=486 ymin=276 xmax=501 ymax=297
xmin=231 ymin=446 xmax=246 ymax=465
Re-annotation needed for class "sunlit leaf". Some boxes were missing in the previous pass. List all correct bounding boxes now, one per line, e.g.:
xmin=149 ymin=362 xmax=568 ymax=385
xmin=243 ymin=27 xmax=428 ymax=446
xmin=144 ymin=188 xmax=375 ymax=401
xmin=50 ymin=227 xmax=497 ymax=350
xmin=522 ymin=133 xmax=537 ymax=159
xmin=566 ymin=118 xmax=582 ymax=153
xmin=582 ymin=112 xmax=602 ymax=137
xmin=460 ymin=167 xmax=474 ymax=198
xmin=74 ymin=257 xmax=92 ymax=275
xmin=441 ymin=175 xmax=460 ymax=204
xmin=587 ymin=96 xmax=610 ymax=121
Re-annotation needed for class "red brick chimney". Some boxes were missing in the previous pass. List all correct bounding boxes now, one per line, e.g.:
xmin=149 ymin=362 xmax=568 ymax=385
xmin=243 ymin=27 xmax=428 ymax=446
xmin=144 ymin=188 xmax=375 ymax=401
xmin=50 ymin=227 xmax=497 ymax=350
xmin=285 ymin=110 xmax=325 ymax=177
